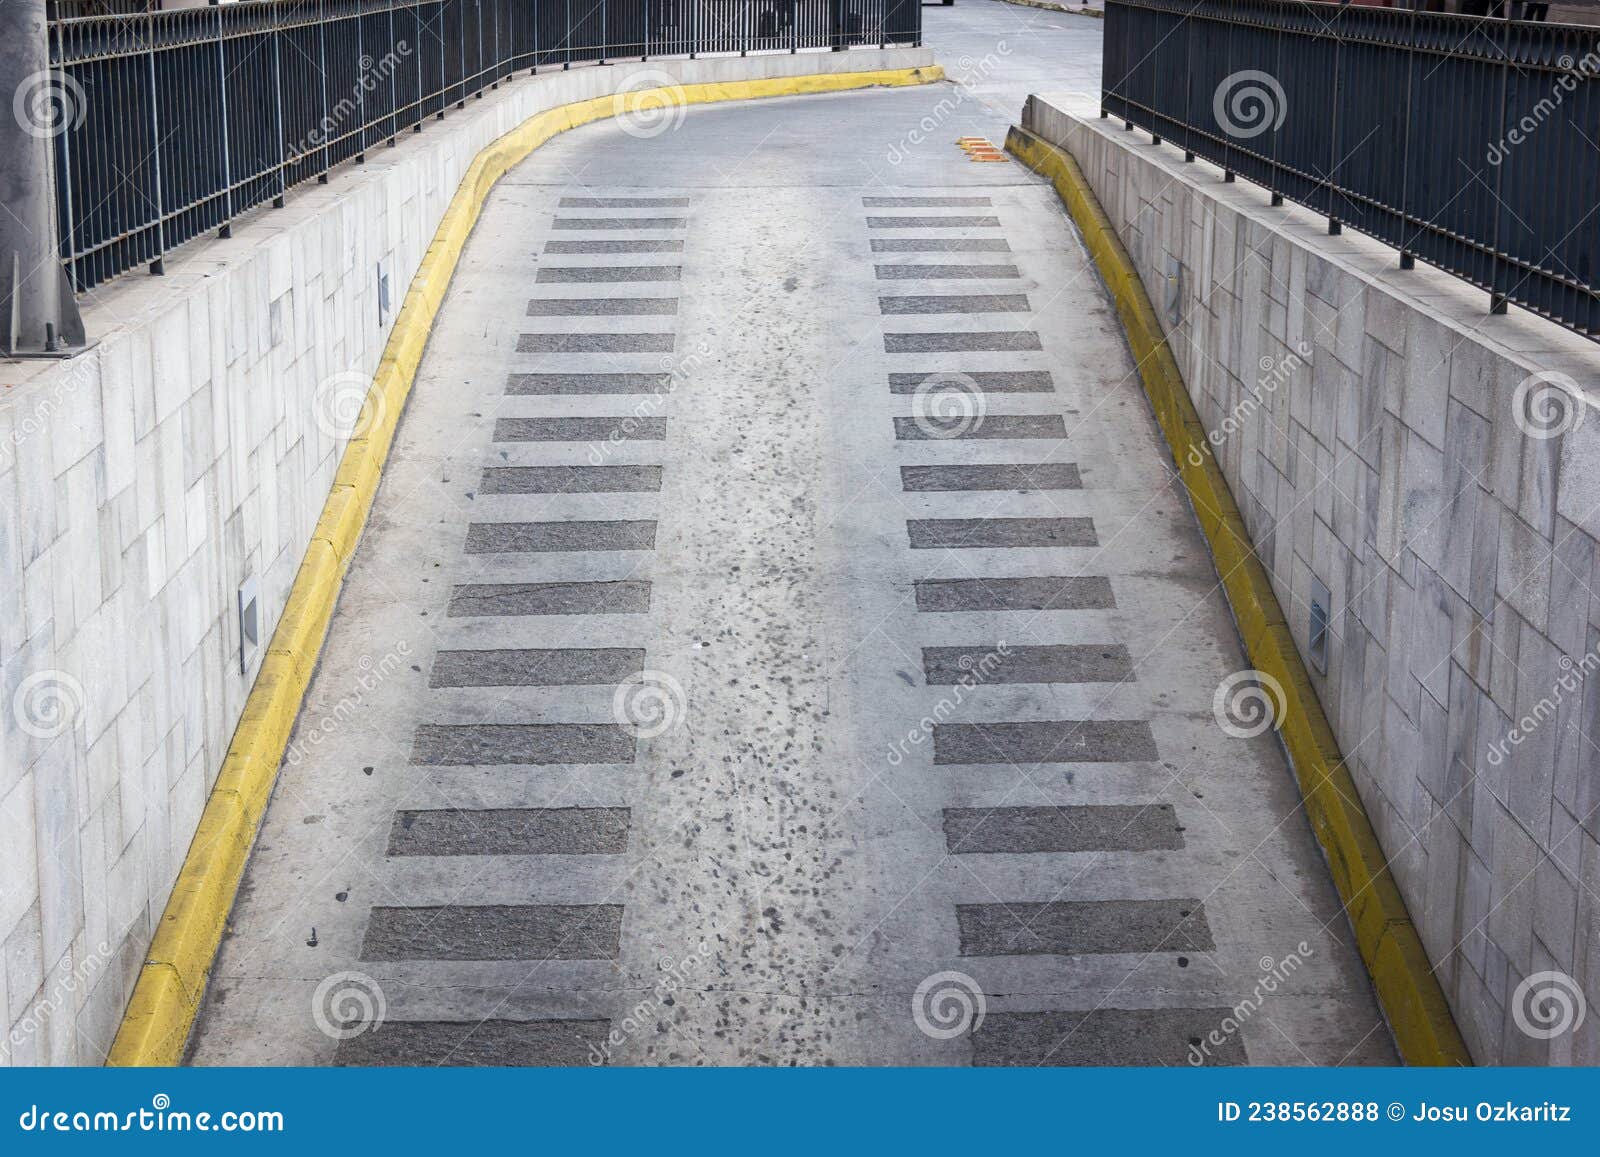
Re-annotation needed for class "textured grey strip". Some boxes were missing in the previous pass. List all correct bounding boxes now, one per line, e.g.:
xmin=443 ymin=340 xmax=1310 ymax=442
xmin=866 ymin=215 xmax=1001 ymax=228
xmin=906 ymin=517 xmax=1097 ymax=549
xmin=464 ymin=521 xmax=657 ymax=553
xmin=480 ymin=466 xmax=663 ymax=494
xmin=863 ymin=196 xmax=994 ymax=207
xmin=972 ymin=1009 xmax=1246 ymax=1066
xmin=889 ymin=371 xmax=1053 ymax=394
xmin=893 ymin=415 xmax=1065 ymax=441
xmin=361 ymin=904 xmax=624 ymax=960
xmin=517 ymin=332 xmax=675 ymax=353
xmin=872 ymin=238 xmax=1012 ymax=252
xmin=494 ymin=416 xmax=667 ymax=442
xmin=923 ymin=644 xmax=1134 ymax=685
xmin=388 ymin=807 xmax=632 ymax=855
xmin=876 ymin=264 xmax=1022 ymax=280
xmin=901 ymin=464 xmax=1081 ymax=492
xmin=880 ymin=294 xmax=1031 ymax=314
xmin=545 ymin=239 xmax=684 ymax=254
xmin=958 ymin=899 xmax=1212 ymax=955
xmin=559 ymin=196 xmax=691 ymax=207
xmin=944 ymin=804 xmax=1184 ymax=854
xmin=429 ymin=648 xmax=646 ymax=688
xmin=335 ymin=1019 xmax=612 ymax=1067
xmin=885 ymin=332 xmax=1042 ymax=353
xmin=412 ymin=724 xmax=634 ymax=766
xmin=552 ymin=217 xmax=686 ymax=229
xmin=933 ymin=719 xmax=1158 ymax=764
xmin=448 ymin=581 xmax=651 ymax=617
xmin=508 ymin=372 xmax=671 ymax=395
xmin=536 ymin=266 xmax=682 ymax=283
xmin=914 ymin=576 xmax=1115 ymax=612
xmin=526 ymin=297 xmax=678 ymax=316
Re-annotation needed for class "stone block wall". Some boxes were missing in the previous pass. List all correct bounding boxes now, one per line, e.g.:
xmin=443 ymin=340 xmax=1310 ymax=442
xmin=1025 ymin=96 xmax=1600 ymax=1064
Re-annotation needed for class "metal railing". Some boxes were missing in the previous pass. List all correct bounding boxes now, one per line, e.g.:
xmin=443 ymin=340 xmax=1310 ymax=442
xmin=49 ymin=0 xmax=922 ymax=290
xmin=1102 ymin=0 xmax=1600 ymax=338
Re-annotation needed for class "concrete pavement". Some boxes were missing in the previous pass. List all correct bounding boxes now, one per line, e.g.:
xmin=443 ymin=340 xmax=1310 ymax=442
xmin=188 ymin=6 xmax=1395 ymax=1066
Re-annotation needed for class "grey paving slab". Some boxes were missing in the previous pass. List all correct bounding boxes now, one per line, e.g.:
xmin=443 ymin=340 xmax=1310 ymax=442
xmin=972 ymin=1009 xmax=1246 ymax=1066
xmin=516 ymin=332 xmax=676 ymax=353
xmin=361 ymin=904 xmax=625 ymax=960
xmin=544 ymin=239 xmax=685 ymax=253
xmin=507 ymin=372 xmax=672 ymax=395
xmin=889 ymin=370 xmax=1053 ymax=393
xmin=943 ymin=804 xmax=1184 ymax=854
xmin=880 ymin=294 xmax=1031 ymax=314
xmin=901 ymin=464 xmax=1081 ymax=491
xmin=429 ymin=648 xmax=646 ymax=687
xmin=463 ymin=520 xmax=657 ymax=553
xmin=388 ymin=807 xmax=632 ymax=855
xmin=914 ymin=576 xmax=1116 ymax=611
xmin=479 ymin=466 xmax=664 ymax=494
xmin=957 ymin=899 xmax=1213 ymax=956
xmin=866 ymin=215 xmax=1002 ymax=228
xmin=411 ymin=723 xmax=635 ymax=766
xmin=552 ymin=216 xmax=687 ymax=229
xmin=560 ymin=196 xmax=692 ymax=207
xmin=885 ymin=331 xmax=1042 ymax=352
xmin=872 ymin=238 xmax=1012 ymax=252
xmin=335 ymin=1019 xmax=612 ymax=1066
xmin=447 ymin=581 xmax=652 ymax=617
xmin=536 ymin=265 xmax=682 ymax=283
xmin=933 ymin=719 xmax=1159 ymax=763
xmin=893 ymin=414 xmax=1065 ymax=440
xmin=876 ymin=264 xmax=1022 ymax=280
xmin=863 ymin=196 xmax=994 ymax=207
xmin=923 ymin=644 xmax=1133 ymax=685
xmin=906 ymin=517 xmax=1097 ymax=548
xmin=526 ymin=297 xmax=679 ymax=316
xmin=493 ymin=416 xmax=668 ymax=441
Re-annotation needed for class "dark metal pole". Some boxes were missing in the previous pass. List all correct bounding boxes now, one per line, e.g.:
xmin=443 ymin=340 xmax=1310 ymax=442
xmin=0 ymin=0 xmax=86 ymax=354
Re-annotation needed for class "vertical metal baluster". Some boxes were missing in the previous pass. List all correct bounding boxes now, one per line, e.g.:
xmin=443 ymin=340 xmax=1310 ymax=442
xmin=217 ymin=8 xmax=235 ymax=233
xmin=147 ymin=14 xmax=166 ymax=273
xmin=1489 ymin=15 xmax=1510 ymax=312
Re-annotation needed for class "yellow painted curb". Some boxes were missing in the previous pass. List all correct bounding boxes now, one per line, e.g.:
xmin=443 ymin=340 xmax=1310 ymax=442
xmin=106 ymin=62 xmax=943 ymax=1068
xmin=1005 ymin=124 xmax=1471 ymax=1067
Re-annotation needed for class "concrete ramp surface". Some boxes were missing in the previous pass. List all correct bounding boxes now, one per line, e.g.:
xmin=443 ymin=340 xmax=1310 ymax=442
xmin=188 ymin=76 xmax=1393 ymax=1066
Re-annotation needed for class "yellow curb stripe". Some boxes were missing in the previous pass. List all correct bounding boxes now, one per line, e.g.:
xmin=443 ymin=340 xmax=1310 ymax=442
xmin=1004 ymin=123 xmax=1471 ymax=1067
xmin=106 ymin=62 xmax=943 ymax=1068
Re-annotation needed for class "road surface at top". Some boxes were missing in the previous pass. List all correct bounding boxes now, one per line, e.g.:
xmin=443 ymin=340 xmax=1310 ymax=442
xmin=189 ymin=5 xmax=1394 ymax=1066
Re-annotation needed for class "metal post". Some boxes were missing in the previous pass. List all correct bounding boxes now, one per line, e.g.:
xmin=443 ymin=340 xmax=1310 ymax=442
xmin=146 ymin=19 xmax=168 ymax=271
xmin=217 ymin=9 xmax=235 ymax=231
xmin=0 ymin=0 xmax=84 ymax=354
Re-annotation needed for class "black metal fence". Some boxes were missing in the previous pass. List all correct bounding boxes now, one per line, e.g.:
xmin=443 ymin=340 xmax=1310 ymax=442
xmin=50 ymin=0 xmax=922 ymax=290
xmin=1102 ymin=0 xmax=1600 ymax=338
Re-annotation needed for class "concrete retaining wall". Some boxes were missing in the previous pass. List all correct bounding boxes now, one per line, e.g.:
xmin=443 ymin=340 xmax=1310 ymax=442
xmin=0 ymin=45 xmax=932 ymax=1065
xmin=1023 ymin=95 xmax=1600 ymax=1064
